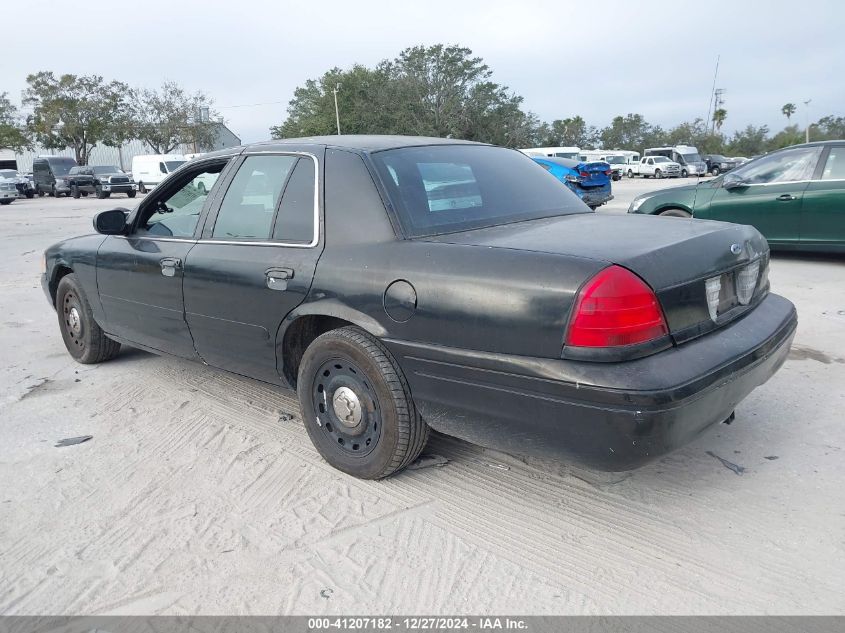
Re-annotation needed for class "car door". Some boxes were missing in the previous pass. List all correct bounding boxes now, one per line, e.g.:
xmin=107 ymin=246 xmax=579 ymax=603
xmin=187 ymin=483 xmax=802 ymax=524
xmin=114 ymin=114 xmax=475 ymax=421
xmin=800 ymin=145 xmax=845 ymax=246
xmin=698 ymin=146 xmax=822 ymax=244
xmin=95 ymin=156 xmax=236 ymax=357
xmin=183 ymin=149 xmax=324 ymax=384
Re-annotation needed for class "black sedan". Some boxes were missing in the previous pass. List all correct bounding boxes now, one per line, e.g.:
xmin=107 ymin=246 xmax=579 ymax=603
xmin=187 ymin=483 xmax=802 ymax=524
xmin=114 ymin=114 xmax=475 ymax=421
xmin=41 ymin=136 xmax=797 ymax=479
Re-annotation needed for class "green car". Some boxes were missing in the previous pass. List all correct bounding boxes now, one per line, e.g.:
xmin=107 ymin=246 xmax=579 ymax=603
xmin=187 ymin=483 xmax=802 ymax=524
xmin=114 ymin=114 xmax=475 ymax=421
xmin=629 ymin=141 xmax=845 ymax=252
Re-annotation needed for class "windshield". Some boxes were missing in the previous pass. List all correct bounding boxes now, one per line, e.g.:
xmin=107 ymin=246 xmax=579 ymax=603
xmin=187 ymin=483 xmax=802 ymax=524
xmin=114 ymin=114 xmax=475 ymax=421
xmin=653 ymin=156 xmax=671 ymax=163
xmin=0 ymin=170 xmax=17 ymax=179
xmin=604 ymin=156 xmax=625 ymax=164
xmin=165 ymin=161 xmax=186 ymax=173
xmin=371 ymin=145 xmax=588 ymax=237
xmin=50 ymin=159 xmax=76 ymax=175
xmin=93 ymin=166 xmax=123 ymax=174
xmin=681 ymin=153 xmax=702 ymax=163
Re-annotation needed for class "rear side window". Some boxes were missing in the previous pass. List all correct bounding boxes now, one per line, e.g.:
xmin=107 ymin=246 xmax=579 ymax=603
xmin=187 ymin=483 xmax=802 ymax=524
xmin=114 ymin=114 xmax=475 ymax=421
xmin=272 ymin=157 xmax=316 ymax=243
xmin=821 ymin=148 xmax=845 ymax=180
xmin=213 ymin=155 xmax=298 ymax=239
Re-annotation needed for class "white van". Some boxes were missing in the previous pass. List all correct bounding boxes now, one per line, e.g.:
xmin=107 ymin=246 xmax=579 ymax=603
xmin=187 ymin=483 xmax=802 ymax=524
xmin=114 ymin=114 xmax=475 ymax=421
xmin=131 ymin=154 xmax=187 ymax=193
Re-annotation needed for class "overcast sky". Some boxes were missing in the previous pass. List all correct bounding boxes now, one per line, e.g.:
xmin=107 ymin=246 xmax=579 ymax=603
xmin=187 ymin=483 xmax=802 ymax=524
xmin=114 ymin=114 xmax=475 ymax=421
xmin=3 ymin=0 xmax=843 ymax=145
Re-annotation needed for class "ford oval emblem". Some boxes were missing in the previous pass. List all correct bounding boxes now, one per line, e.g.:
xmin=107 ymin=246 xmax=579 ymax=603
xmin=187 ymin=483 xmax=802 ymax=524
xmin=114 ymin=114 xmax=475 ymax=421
xmin=730 ymin=243 xmax=742 ymax=255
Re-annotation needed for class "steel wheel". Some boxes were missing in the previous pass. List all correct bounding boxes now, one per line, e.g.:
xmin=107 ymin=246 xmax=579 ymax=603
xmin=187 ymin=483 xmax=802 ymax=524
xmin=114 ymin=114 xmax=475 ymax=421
xmin=61 ymin=289 xmax=86 ymax=355
xmin=56 ymin=274 xmax=121 ymax=364
xmin=312 ymin=357 xmax=381 ymax=457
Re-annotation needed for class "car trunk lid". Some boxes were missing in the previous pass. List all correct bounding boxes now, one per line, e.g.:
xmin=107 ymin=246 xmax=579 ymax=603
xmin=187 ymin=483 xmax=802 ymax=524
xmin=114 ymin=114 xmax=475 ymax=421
xmin=423 ymin=213 xmax=770 ymax=343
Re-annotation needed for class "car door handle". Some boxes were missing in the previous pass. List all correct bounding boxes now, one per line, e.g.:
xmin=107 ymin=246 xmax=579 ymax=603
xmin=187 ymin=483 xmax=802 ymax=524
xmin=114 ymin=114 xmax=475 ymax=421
xmin=265 ymin=267 xmax=294 ymax=290
xmin=160 ymin=257 xmax=182 ymax=277
xmin=776 ymin=194 xmax=797 ymax=201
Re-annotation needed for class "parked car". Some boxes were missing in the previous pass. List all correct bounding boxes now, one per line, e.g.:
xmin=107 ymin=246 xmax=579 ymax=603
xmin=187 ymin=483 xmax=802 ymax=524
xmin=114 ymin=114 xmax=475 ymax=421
xmin=703 ymin=154 xmax=739 ymax=176
xmin=42 ymin=136 xmax=796 ymax=479
xmin=627 ymin=156 xmax=682 ymax=178
xmin=579 ymin=151 xmax=629 ymax=180
xmin=0 ymin=175 xmax=18 ymax=205
xmin=68 ymin=165 xmax=138 ymax=199
xmin=628 ymin=141 xmax=845 ymax=252
xmin=0 ymin=169 xmax=36 ymax=198
xmin=33 ymin=156 xmax=78 ymax=197
xmin=131 ymin=154 xmax=187 ymax=193
xmin=532 ymin=156 xmax=613 ymax=209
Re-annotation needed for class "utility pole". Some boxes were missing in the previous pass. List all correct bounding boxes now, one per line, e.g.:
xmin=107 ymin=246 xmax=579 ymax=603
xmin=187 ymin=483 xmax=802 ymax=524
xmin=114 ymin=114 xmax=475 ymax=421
xmin=803 ymin=99 xmax=812 ymax=143
xmin=332 ymin=83 xmax=342 ymax=135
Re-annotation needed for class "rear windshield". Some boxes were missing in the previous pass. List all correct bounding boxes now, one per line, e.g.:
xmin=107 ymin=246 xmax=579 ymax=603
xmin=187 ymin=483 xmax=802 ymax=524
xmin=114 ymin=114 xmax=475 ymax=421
xmin=370 ymin=145 xmax=587 ymax=237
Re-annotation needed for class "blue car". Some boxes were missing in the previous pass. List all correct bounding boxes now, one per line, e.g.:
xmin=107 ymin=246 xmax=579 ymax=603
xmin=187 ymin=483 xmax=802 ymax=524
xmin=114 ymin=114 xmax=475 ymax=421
xmin=532 ymin=157 xmax=614 ymax=209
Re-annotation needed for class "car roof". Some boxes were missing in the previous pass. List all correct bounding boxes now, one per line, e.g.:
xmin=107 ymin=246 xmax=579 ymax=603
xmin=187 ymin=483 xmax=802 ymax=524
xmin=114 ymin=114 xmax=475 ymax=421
xmin=241 ymin=135 xmax=489 ymax=154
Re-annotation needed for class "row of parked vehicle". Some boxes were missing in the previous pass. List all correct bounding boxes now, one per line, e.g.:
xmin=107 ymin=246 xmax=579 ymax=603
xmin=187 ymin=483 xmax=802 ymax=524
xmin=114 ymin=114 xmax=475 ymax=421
xmin=0 ymin=153 xmax=194 ymax=205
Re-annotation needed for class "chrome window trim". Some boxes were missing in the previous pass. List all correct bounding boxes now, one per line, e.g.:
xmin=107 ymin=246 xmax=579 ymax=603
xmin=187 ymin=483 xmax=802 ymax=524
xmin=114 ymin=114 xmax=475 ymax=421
xmin=209 ymin=151 xmax=320 ymax=248
xmin=122 ymin=151 xmax=320 ymax=249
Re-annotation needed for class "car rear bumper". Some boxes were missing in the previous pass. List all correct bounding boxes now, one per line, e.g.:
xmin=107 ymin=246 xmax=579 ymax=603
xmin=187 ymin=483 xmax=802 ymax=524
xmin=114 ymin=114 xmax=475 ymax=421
xmin=576 ymin=184 xmax=613 ymax=207
xmin=385 ymin=293 xmax=796 ymax=471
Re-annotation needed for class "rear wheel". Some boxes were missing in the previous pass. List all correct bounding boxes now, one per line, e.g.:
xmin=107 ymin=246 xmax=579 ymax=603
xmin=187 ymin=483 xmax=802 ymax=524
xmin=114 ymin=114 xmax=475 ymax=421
xmin=138 ymin=182 xmax=147 ymax=194
xmin=56 ymin=274 xmax=121 ymax=364
xmin=681 ymin=169 xmax=688 ymax=178
xmin=711 ymin=166 xmax=721 ymax=176
xmin=627 ymin=169 xmax=634 ymax=178
xmin=654 ymin=169 xmax=662 ymax=179
xmin=50 ymin=184 xmax=57 ymax=197
xmin=659 ymin=208 xmax=692 ymax=218
xmin=71 ymin=185 xmax=80 ymax=199
xmin=297 ymin=326 xmax=429 ymax=479
xmin=0 ymin=199 xmax=12 ymax=205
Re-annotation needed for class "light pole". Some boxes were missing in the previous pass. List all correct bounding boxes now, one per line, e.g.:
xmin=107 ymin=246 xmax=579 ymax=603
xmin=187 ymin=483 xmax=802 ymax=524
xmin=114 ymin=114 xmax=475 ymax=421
xmin=332 ymin=83 xmax=342 ymax=135
xmin=803 ymin=99 xmax=812 ymax=143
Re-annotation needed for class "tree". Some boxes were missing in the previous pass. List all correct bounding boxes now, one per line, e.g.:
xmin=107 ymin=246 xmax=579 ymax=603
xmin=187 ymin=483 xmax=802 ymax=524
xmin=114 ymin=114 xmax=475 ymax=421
xmin=131 ymin=81 xmax=220 ymax=154
xmin=0 ymin=92 xmax=30 ymax=152
xmin=781 ymin=103 xmax=796 ymax=121
xmin=712 ymin=108 xmax=727 ymax=132
xmin=813 ymin=115 xmax=845 ymax=141
xmin=534 ymin=116 xmax=597 ymax=148
xmin=725 ymin=124 xmax=769 ymax=156
xmin=665 ymin=118 xmax=723 ymax=153
xmin=23 ymin=72 xmax=132 ymax=165
xmin=768 ymin=124 xmax=803 ymax=150
xmin=271 ymin=44 xmax=538 ymax=147
xmin=599 ymin=113 xmax=664 ymax=150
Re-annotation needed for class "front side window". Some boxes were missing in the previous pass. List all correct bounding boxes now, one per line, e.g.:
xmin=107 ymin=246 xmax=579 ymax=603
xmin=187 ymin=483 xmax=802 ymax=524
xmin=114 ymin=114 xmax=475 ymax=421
xmin=821 ymin=147 xmax=845 ymax=180
xmin=140 ymin=162 xmax=226 ymax=237
xmin=370 ymin=145 xmax=587 ymax=237
xmin=733 ymin=146 xmax=822 ymax=184
xmin=212 ymin=155 xmax=298 ymax=239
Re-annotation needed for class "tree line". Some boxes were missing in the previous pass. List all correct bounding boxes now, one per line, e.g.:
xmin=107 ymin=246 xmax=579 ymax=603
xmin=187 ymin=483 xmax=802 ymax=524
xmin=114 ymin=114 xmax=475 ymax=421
xmin=0 ymin=73 xmax=220 ymax=164
xmin=271 ymin=44 xmax=844 ymax=157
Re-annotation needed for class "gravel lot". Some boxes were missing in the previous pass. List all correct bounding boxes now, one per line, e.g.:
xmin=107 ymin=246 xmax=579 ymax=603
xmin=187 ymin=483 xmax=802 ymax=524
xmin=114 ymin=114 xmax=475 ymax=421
xmin=1 ymin=181 xmax=844 ymax=615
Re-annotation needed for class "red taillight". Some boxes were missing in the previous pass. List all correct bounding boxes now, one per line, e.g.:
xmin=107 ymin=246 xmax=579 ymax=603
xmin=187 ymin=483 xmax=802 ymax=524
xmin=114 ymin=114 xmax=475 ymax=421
xmin=579 ymin=171 xmax=590 ymax=179
xmin=604 ymin=169 xmax=612 ymax=176
xmin=566 ymin=265 xmax=668 ymax=348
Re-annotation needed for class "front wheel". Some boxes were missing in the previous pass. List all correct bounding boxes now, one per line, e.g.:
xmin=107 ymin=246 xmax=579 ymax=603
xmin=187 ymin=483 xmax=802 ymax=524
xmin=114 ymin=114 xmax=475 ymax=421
xmin=37 ymin=186 xmax=45 ymax=197
xmin=0 ymin=199 xmax=12 ymax=205
xmin=297 ymin=326 xmax=429 ymax=479
xmin=127 ymin=190 xmax=136 ymax=198
xmin=627 ymin=169 xmax=634 ymax=178
xmin=681 ymin=169 xmax=688 ymax=178
xmin=711 ymin=166 xmax=721 ymax=176
xmin=72 ymin=185 xmax=80 ymax=199
xmin=56 ymin=274 xmax=121 ymax=364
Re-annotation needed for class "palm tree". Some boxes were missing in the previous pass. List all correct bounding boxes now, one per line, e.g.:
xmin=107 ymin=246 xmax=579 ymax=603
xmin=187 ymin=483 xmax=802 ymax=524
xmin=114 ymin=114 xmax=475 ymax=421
xmin=782 ymin=103 xmax=797 ymax=120
xmin=712 ymin=108 xmax=727 ymax=132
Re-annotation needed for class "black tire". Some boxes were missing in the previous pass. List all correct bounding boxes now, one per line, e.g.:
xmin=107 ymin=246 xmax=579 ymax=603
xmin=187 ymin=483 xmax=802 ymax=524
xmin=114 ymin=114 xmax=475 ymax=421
xmin=72 ymin=185 xmax=80 ymax=199
xmin=681 ymin=169 xmax=688 ymax=178
xmin=654 ymin=169 xmax=662 ymax=179
xmin=95 ymin=185 xmax=107 ymax=199
xmin=50 ymin=184 xmax=57 ymax=197
xmin=37 ymin=186 xmax=45 ymax=197
xmin=139 ymin=182 xmax=147 ymax=194
xmin=711 ymin=166 xmax=721 ymax=176
xmin=127 ymin=190 xmax=136 ymax=198
xmin=659 ymin=208 xmax=692 ymax=218
xmin=627 ymin=169 xmax=634 ymax=178
xmin=81 ymin=191 xmax=89 ymax=197
xmin=26 ymin=191 xmax=34 ymax=199
xmin=0 ymin=199 xmax=12 ymax=205
xmin=56 ymin=274 xmax=121 ymax=364
xmin=297 ymin=326 xmax=429 ymax=479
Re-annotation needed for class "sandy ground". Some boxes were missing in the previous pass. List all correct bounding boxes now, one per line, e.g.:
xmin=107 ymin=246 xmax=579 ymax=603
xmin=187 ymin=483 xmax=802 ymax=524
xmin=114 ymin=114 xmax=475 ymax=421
xmin=0 ymin=181 xmax=843 ymax=615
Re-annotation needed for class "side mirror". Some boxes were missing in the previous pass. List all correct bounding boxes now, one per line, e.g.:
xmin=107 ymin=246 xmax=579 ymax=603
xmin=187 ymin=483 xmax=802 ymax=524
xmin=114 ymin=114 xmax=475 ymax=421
xmin=93 ymin=208 xmax=128 ymax=235
xmin=723 ymin=174 xmax=748 ymax=190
